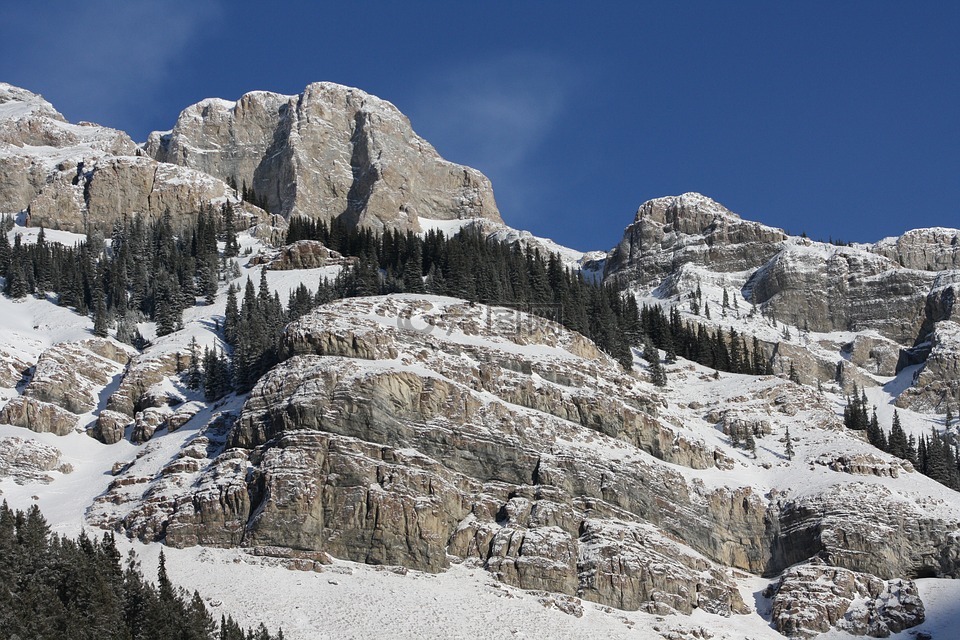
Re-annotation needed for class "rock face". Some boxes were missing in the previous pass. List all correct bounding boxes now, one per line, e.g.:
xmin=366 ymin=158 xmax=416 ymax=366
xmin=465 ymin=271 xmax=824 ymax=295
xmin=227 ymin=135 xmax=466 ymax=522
xmin=0 ymin=436 xmax=64 ymax=484
xmin=897 ymin=320 xmax=960 ymax=412
xmin=88 ymin=294 xmax=960 ymax=627
xmin=102 ymin=296 xmax=758 ymax=616
xmin=21 ymin=340 xmax=133 ymax=414
xmin=249 ymin=239 xmax=354 ymax=271
xmin=145 ymin=82 xmax=502 ymax=231
xmin=0 ymin=83 xmax=250 ymax=233
xmin=603 ymin=193 xmax=960 ymax=414
xmin=870 ymin=227 xmax=960 ymax=271
xmin=0 ymin=338 xmax=133 ymax=438
xmin=745 ymin=243 xmax=934 ymax=344
xmin=0 ymin=396 xmax=78 ymax=435
xmin=766 ymin=560 xmax=924 ymax=638
xmin=605 ymin=193 xmax=787 ymax=287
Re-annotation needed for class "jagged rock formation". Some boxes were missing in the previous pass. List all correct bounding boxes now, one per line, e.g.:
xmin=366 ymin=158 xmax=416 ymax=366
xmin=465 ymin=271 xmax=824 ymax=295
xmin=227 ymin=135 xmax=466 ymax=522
xmin=745 ymin=243 xmax=934 ymax=344
xmin=249 ymin=239 xmax=355 ymax=271
xmin=605 ymin=192 xmax=960 ymax=412
xmin=765 ymin=560 xmax=925 ymax=638
xmin=0 ymin=83 xmax=255 ymax=232
xmin=605 ymin=193 xmax=787 ymax=287
xmin=83 ymin=295 xmax=960 ymax=634
xmin=870 ymin=227 xmax=960 ymax=271
xmin=0 ymin=338 xmax=134 ymax=436
xmin=0 ymin=436 xmax=66 ymax=484
xmin=145 ymin=82 xmax=502 ymax=231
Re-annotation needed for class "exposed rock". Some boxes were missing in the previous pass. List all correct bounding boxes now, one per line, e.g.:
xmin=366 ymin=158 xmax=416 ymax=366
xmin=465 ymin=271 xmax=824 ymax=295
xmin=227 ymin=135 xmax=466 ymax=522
xmin=108 ymin=350 xmax=183 ymax=417
xmin=146 ymin=82 xmax=502 ymax=231
xmin=0 ymin=84 xmax=248 ymax=232
xmin=83 ymin=294 xmax=960 ymax=631
xmin=249 ymin=239 xmax=355 ymax=270
xmin=870 ymin=227 xmax=960 ymax=271
xmin=770 ymin=482 xmax=960 ymax=579
xmin=766 ymin=560 xmax=924 ymax=637
xmin=605 ymin=193 xmax=786 ymax=287
xmin=746 ymin=243 xmax=934 ymax=344
xmin=897 ymin=321 xmax=960 ymax=413
xmin=132 ymin=407 xmax=169 ymax=444
xmin=91 ymin=410 xmax=133 ymax=445
xmin=0 ymin=436 xmax=62 ymax=484
xmin=844 ymin=334 xmax=902 ymax=377
xmin=813 ymin=453 xmax=905 ymax=478
xmin=0 ymin=347 xmax=31 ymax=388
xmin=0 ymin=396 xmax=78 ymax=435
xmin=21 ymin=340 xmax=132 ymax=414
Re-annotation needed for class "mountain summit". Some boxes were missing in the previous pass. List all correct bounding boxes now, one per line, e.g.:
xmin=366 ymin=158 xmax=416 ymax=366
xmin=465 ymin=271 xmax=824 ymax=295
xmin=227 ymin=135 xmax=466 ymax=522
xmin=145 ymin=82 xmax=502 ymax=230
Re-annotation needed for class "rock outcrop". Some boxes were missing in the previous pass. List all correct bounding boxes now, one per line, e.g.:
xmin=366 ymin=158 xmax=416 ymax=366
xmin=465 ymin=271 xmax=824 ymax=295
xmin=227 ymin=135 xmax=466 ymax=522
xmin=0 ymin=338 xmax=134 ymax=438
xmin=605 ymin=193 xmax=787 ymax=287
xmin=249 ymin=239 xmax=354 ymax=271
xmin=145 ymin=82 xmax=502 ymax=231
xmin=870 ymin=227 xmax=960 ymax=272
xmin=0 ymin=436 xmax=64 ymax=484
xmin=745 ymin=243 xmax=934 ymax=344
xmin=87 ymin=295 xmax=960 ymax=627
xmin=0 ymin=396 xmax=78 ymax=435
xmin=896 ymin=320 xmax=960 ymax=412
xmin=765 ymin=560 xmax=924 ymax=638
xmin=0 ymin=83 xmax=254 ymax=233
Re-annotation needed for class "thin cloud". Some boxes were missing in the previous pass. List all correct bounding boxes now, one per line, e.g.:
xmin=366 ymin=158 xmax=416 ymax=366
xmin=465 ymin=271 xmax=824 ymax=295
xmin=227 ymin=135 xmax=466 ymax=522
xmin=1 ymin=1 xmax=221 ymax=132
xmin=409 ymin=53 xmax=575 ymax=223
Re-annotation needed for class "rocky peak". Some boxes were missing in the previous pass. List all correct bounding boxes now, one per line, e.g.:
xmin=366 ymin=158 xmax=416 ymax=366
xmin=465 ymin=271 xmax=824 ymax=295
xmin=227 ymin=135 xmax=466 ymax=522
xmin=145 ymin=81 xmax=503 ymax=231
xmin=0 ymin=82 xmax=134 ymax=153
xmin=869 ymin=227 xmax=960 ymax=271
xmin=605 ymin=192 xmax=787 ymax=286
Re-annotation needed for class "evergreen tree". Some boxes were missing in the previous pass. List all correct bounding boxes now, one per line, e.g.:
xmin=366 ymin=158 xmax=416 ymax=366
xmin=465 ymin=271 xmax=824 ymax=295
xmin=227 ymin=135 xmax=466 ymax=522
xmin=887 ymin=410 xmax=911 ymax=461
xmin=223 ymin=201 xmax=240 ymax=258
xmin=187 ymin=337 xmax=202 ymax=390
xmin=92 ymin=287 xmax=111 ymax=337
xmin=784 ymin=424 xmax=795 ymax=460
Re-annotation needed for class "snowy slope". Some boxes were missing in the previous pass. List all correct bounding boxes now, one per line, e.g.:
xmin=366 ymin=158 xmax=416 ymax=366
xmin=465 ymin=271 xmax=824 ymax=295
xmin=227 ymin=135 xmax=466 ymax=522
xmin=2 ymin=222 xmax=960 ymax=639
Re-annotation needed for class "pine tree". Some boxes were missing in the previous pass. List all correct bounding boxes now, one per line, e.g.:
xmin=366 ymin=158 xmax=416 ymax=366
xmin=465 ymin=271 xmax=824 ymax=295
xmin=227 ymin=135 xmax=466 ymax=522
xmin=223 ymin=201 xmax=240 ymax=258
xmin=784 ymin=424 xmax=795 ymax=460
xmin=887 ymin=410 xmax=910 ymax=461
xmin=92 ymin=287 xmax=111 ymax=337
xmin=187 ymin=337 xmax=202 ymax=390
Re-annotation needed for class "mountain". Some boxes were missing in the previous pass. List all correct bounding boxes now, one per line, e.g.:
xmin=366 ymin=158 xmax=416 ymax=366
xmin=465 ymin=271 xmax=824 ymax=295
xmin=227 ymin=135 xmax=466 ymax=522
xmin=605 ymin=192 xmax=960 ymax=414
xmin=144 ymin=82 xmax=502 ymax=231
xmin=1 ymin=82 xmax=960 ymax=639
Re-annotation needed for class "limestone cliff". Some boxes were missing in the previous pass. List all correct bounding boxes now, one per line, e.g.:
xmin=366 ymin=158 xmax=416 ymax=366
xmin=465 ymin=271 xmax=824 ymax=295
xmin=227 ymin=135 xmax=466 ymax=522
xmin=145 ymin=82 xmax=502 ymax=231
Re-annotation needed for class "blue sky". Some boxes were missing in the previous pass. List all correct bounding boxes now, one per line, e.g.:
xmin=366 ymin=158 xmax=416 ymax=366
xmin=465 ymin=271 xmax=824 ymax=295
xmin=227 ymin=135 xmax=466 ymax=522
xmin=2 ymin=2 xmax=958 ymax=251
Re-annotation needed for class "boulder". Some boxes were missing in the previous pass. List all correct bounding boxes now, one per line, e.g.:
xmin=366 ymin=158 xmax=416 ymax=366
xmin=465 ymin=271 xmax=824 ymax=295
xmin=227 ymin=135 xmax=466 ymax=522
xmin=0 ymin=396 xmax=78 ymax=436
xmin=91 ymin=410 xmax=132 ymax=445
xmin=766 ymin=560 xmax=924 ymax=637
xmin=0 ymin=436 xmax=62 ymax=484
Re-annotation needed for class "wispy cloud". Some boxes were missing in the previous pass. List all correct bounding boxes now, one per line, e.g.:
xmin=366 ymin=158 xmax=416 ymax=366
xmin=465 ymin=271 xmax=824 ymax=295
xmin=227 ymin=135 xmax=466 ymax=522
xmin=409 ymin=53 xmax=575 ymax=224
xmin=1 ymin=1 xmax=221 ymax=133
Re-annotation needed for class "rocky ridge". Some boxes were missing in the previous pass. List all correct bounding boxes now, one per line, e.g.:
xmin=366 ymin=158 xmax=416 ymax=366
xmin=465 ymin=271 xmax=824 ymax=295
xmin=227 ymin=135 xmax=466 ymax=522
xmin=0 ymin=83 xmax=257 ymax=232
xmin=145 ymin=82 xmax=503 ymax=231
xmin=605 ymin=192 xmax=960 ymax=413
xmin=77 ymin=294 xmax=960 ymax=637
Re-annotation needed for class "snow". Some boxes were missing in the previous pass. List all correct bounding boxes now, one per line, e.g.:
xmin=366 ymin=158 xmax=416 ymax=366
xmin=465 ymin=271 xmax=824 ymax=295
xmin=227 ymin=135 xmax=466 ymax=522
xmin=1 ymin=223 xmax=960 ymax=638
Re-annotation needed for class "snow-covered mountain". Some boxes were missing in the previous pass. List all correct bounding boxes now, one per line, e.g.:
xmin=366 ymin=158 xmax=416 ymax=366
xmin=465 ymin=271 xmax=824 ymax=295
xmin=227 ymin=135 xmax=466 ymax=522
xmin=1 ymin=82 xmax=960 ymax=639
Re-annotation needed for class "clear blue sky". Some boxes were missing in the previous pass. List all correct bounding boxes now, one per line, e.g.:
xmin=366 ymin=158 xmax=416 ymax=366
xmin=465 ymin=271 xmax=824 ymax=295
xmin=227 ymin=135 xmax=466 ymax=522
xmin=2 ymin=2 xmax=958 ymax=251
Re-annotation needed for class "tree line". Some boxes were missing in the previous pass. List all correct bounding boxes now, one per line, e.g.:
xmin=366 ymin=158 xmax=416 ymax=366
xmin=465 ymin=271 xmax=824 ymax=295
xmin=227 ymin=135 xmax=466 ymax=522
xmin=0 ymin=502 xmax=282 ymax=640
xmin=845 ymin=386 xmax=960 ymax=490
